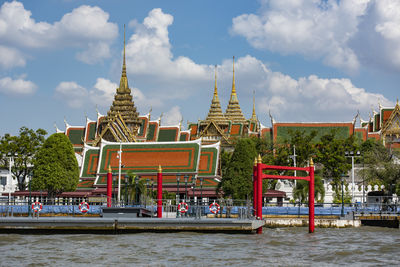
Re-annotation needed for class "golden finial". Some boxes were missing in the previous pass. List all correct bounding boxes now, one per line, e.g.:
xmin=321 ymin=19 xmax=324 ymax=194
xmin=254 ymin=157 xmax=257 ymax=166
xmin=108 ymin=164 xmax=112 ymax=173
xmin=118 ymin=24 xmax=128 ymax=91
xmin=158 ymin=165 xmax=162 ymax=173
xmin=310 ymin=157 xmax=314 ymax=167
xmin=214 ymin=65 xmax=218 ymax=97
xmin=257 ymin=154 xmax=262 ymax=163
xmin=123 ymin=24 xmax=126 ymax=77
xmin=232 ymin=56 xmax=236 ymax=95
xmin=251 ymin=90 xmax=257 ymax=121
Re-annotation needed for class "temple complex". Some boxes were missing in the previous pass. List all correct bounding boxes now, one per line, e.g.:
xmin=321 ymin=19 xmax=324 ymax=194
xmin=58 ymin=30 xmax=220 ymax=199
xmin=44 ymin=34 xmax=400 ymax=203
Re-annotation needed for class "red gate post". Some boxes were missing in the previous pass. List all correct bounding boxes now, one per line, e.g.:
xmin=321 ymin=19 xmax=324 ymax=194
xmin=157 ymin=165 xmax=163 ymax=218
xmin=107 ymin=165 xmax=112 ymax=207
xmin=256 ymin=155 xmax=263 ymax=234
xmin=309 ymin=158 xmax=315 ymax=233
xmin=253 ymin=158 xmax=257 ymax=216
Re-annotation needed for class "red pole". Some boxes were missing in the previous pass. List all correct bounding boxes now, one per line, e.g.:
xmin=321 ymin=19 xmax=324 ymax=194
xmin=253 ymin=158 xmax=257 ymax=216
xmin=107 ymin=165 xmax=112 ymax=207
xmin=309 ymin=158 xmax=315 ymax=233
xmin=157 ymin=165 xmax=163 ymax=218
xmin=256 ymin=155 xmax=263 ymax=234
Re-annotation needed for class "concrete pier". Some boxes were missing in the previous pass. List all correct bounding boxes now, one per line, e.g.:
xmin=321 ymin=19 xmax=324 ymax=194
xmin=0 ymin=217 xmax=265 ymax=234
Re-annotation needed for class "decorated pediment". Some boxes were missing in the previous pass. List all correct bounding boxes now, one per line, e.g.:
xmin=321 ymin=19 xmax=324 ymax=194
xmin=381 ymin=100 xmax=400 ymax=138
xmin=199 ymin=120 xmax=230 ymax=143
xmin=93 ymin=112 xmax=137 ymax=146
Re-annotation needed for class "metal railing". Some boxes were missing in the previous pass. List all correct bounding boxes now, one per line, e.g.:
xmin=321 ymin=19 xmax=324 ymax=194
xmin=1 ymin=198 xmax=399 ymax=218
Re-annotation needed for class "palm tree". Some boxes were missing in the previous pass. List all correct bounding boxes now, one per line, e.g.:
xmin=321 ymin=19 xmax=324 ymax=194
xmin=293 ymin=172 xmax=325 ymax=203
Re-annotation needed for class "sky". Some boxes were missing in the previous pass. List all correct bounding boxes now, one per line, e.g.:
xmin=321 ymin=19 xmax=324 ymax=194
xmin=1 ymin=0 xmax=400 ymax=136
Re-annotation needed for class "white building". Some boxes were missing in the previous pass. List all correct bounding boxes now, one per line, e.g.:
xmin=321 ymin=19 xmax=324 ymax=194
xmin=0 ymin=169 xmax=18 ymax=200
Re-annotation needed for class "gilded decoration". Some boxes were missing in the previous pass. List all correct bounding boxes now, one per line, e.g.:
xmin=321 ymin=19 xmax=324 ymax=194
xmin=381 ymin=100 xmax=400 ymax=140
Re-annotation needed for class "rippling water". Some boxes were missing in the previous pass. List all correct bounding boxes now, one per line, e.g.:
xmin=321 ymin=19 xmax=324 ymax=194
xmin=0 ymin=227 xmax=399 ymax=266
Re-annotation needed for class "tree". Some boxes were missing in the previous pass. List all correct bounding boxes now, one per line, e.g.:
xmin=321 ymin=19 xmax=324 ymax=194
xmin=219 ymin=138 xmax=257 ymax=200
xmin=315 ymin=130 xmax=353 ymax=193
xmin=0 ymin=127 xmax=47 ymax=190
xmin=31 ymin=133 xmax=79 ymax=200
xmin=292 ymin=170 xmax=325 ymax=203
xmin=361 ymin=139 xmax=400 ymax=196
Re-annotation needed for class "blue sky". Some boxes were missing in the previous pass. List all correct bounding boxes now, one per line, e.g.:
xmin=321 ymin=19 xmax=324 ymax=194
xmin=1 ymin=0 xmax=399 ymax=136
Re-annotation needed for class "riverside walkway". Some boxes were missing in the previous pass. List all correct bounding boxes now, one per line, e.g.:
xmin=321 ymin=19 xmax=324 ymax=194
xmin=0 ymin=217 xmax=265 ymax=234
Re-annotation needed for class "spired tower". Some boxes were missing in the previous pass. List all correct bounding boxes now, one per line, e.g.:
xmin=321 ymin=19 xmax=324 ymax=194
xmin=224 ymin=56 xmax=247 ymax=124
xmin=97 ymin=26 xmax=141 ymax=143
xmin=205 ymin=65 xmax=228 ymax=125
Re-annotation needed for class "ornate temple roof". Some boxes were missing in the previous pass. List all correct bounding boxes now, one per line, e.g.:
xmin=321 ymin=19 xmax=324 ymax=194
xmin=204 ymin=65 xmax=228 ymax=125
xmin=105 ymin=26 xmax=141 ymax=130
xmin=225 ymin=56 xmax=247 ymax=123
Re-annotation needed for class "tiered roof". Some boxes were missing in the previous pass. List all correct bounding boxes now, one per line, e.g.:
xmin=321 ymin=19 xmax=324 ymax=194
xmin=204 ymin=66 xmax=228 ymax=124
xmin=224 ymin=57 xmax=247 ymax=123
xmin=104 ymin=26 xmax=141 ymax=132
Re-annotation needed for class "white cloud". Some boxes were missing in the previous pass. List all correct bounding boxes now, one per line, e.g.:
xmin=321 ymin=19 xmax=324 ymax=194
xmin=55 ymin=81 xmax=88 ymax=108
xmin=0 ymin=1 xmax=118 ymax=68
xmin=229 ymin=55 xmax=392 ymax=122
xmin=0 ymin=76 xmax=36 ymax=95
xmin=0 ymin=45 xmax=25 ymax=69
xmin=163 ymin=106 xmax=182 ymax=125
xmin=126 ymin=8 xmax=212 ymax=99
xmin=231 ymin=0 xmax=400 ymax=73
xmin=88 ymin=78 xmax=117 ymax=107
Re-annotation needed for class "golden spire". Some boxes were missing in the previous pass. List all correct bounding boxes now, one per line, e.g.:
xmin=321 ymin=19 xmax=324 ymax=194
xmin=214 ymin=65 xmax=218 ymax=98
xmin=251 ymin=90 xmax=257 ymax=121
xmin=103 ymin=24 xmax=141 ymax=136
xmin=225 ymin=56 xmax=246 ymax=123
xmin=232 ymin=56 xmax=236 ymax=95
xmin=205 ymin=65 xmax=227 ymax=124
xmin=119 ymin=24 xmax=128 ymax=91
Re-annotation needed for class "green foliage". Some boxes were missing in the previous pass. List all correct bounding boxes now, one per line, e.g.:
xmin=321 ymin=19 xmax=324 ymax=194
xmin=315 ymin=130 xmax=354 ymax=191
xmin=292 ymin=171 xmax=325 ymax=203
xmin=360 ymin=139 xmax=400 ymax=195
xmin=0 ymin=127 xmax=47 ymax=190
xmin=220 ymin=138 xmax=257 ymax=200
xmin=31 ymin=133 xmax=79 ymax=199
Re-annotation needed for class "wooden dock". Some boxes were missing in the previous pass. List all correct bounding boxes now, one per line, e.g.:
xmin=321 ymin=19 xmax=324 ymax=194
xmin=0 ymin=217 xmax=265 ymax=234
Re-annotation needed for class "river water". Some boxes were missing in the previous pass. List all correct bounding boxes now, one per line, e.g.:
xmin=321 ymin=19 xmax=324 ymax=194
xmin=0 ymin=227 xmax=399 ymax=266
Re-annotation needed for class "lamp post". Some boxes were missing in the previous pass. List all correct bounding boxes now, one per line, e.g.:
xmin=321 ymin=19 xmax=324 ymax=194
xmin=199 ymin=178 xmax=203 ymax=206
xmin=341 ymin=179 xmax=344 ymax=217
xmin=200 ymin=177 xmax=203 ymax=216
xmin=145 ymin=179 xmax=149 ymax=208
xmin=184 ymin=175 xmax=188 ymax=202
xmin=124 ymin=175 xmax=128 ymax=206
xmin=192 ymin=176 xmax=197 ymax=205
xmin=345 ymin=150 xmax=361 ymax=204
xmin=176 ymin=173 xmax=180 ymax=217
xmin=135 ymin=176 xmax=139 ymax=205
xmin=28 ymin=177 xmax=32 ymax=217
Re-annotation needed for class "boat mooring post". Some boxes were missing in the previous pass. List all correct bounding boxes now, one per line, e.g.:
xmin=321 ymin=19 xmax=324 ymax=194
xmin=107 ymin=165 xmax=112 ymax=207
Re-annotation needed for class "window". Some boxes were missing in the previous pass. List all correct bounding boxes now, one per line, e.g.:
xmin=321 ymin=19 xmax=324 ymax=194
xmin=0 ymin=176 xmax=6 ymax=186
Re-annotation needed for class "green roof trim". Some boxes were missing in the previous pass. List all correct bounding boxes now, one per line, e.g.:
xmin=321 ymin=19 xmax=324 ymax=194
xmin=276 ymin=125 xmax=351 ymax=143
xmin=157 ymin=128 xmax=178 ymax=142
xmin=97 ymin=141 xmax=201 ymax=175
xmin=80 ymin=148 xmax=100 ymax=178
xmin=146 ymin=123 xmax=157 ymax=141
xmin=67 ymin=128 xmax=85 ymax=145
